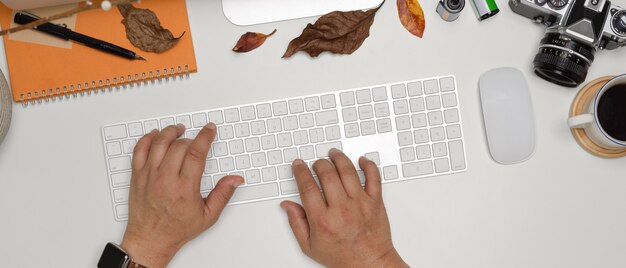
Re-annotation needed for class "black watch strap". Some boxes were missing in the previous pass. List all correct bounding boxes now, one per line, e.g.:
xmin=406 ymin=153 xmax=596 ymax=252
xmin=98 ymin=243 xmax=147 ymax=268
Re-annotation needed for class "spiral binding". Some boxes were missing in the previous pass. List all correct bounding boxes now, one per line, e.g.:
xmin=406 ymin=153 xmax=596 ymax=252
xmin=19 ymin=64 xmax=191 ymax=106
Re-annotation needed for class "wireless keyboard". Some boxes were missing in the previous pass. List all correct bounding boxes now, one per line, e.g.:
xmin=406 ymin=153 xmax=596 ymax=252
xmin=101 ymin=75 xmax=467 ymax=221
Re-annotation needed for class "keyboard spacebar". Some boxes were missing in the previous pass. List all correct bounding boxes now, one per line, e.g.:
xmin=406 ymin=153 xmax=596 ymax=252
xmin=229 ymin=183 xmax=279 ymax=203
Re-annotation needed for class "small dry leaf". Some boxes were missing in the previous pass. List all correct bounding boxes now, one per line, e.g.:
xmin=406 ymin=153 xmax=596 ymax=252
xmin=397 ymin=0 xmax=425 ymax=38
xmin=282 ymin=3 xmax=383 ymax=58
xmin=232 ymin=29 xmax=277 ymax=53
xmin=118 ymin=4 xmax=184 ymax=53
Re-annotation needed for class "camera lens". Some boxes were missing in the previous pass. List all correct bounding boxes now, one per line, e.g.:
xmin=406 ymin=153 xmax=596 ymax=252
xmin=533 ymin=33 xmax=595 ymax=87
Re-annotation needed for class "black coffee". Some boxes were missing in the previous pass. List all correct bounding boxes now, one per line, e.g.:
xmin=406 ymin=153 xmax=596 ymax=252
xmin=597 ymin=84 xmax=626 ymax=142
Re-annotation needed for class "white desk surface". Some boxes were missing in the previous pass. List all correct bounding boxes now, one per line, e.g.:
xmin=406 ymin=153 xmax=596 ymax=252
xmin=1 ymin=1 xmax=625 ymax=267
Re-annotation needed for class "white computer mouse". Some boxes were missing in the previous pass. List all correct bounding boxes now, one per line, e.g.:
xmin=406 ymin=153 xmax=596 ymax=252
xmin=479 ymin=67 xmax=536 ymax=165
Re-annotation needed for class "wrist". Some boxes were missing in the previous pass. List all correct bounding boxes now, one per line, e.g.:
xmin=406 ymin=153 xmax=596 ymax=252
xmin=121 ymin=234 xmax=180 ymax=268
xmin=372 ymin=248 xmax=409 ymax=268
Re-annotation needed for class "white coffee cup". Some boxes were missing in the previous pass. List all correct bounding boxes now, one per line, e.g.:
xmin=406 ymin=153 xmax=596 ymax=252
xmin=568 ymin=74 xmax=626 ymax=149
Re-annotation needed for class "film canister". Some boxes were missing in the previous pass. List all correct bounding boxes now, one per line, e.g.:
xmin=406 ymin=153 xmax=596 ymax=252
xmin=470 ymin=0 xmax=499 ymax=21
xmin=436 ymin=0 xmax=466 ymax=22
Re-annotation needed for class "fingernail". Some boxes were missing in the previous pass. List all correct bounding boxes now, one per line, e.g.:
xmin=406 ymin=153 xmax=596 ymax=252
xmin=150 ymin=129 xmax=159 ymax=134
xmin=293 ymin=159 xmax=305 ymax=166
xmin=280 ymin=203 xmax=288 ymax=211
xmin=233 ymin=179 xmax=244 ymax=188
xmin=206 ymin=122 xmax=216 ymax=130
xmin=329 ymin=148 xmax=342 ymax=155
xmin=176 ymin=123 xmax=186 ymax=129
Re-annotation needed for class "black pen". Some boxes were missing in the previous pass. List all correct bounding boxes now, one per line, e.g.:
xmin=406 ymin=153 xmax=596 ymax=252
xmin=14 ymin=12 xmax=145 ymax=61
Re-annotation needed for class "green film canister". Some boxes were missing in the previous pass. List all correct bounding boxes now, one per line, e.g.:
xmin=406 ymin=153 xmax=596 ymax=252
xmin=470 ymin=0 xmax=499 ymax=21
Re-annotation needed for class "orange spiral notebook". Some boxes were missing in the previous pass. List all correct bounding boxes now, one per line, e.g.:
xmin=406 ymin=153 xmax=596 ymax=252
xmin=0 ymin=0 xmax=197 ymax=103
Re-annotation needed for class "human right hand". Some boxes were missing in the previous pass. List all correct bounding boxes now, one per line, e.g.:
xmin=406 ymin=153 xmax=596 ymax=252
xmin=281 ymin=149 xmax=408 ymax=268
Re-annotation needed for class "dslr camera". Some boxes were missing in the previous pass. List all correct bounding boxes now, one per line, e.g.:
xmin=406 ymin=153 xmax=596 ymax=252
xmin=509 ymin=0 xmax=626 ymax=87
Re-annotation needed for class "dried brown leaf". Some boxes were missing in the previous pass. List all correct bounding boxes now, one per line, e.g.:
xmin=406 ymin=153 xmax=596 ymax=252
xmin=282 ymin=3 xmax=383 ymax=58
xmin=397 ymin=0 xmax=426 ymax=38
xmin=232 ymin=29 xmax=277 ymax=53
xmin=118 ymin=4 xmax=184 ymax=53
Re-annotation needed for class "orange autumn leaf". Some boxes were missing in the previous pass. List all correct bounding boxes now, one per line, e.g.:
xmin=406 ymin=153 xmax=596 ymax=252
xmin=232 ymin=29 xmax=277 ymax=53
xmin=397 ymin=0 xmax=425 ymax=38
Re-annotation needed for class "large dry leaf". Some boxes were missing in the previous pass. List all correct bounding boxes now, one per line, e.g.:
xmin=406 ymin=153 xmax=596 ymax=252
xmin=282 ymin=4 xmax=383 ymax=58
xmin=233 ymin=29 xmax=277 ymax=53
xmin=118 ymin=4 xmax=184 ymax=53
xmin=397 ymin=0 xmax=425 ymax=38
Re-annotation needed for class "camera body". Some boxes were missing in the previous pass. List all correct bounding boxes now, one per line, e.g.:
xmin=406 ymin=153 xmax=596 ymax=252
xmin=510 ymin=0 xmax=626 ymax=87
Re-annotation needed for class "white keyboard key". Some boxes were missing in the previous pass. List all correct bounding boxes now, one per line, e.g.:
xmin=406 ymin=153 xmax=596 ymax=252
xmin=219 ymin=125 xmax=235 ymax=140
xmin=446 ymin=125 xmax=462 ymax=139
xmin=393 ymin=100 xmax=409 ymax=115
xmin=192 ymin=113 xmax=208 ymax=128
xmin=261 ymin=135 xmax=277 ymax=150
xmin=219 ymin=157 xmax=235 ymax=172
xmin=372 ymin=86 xmax=388 ymax=102
xmin=300 ymin=145 xmax=315 ymax=160
xmin=293 ymin=130 xmax=309 ymax=145
xmin=407 ymin=81 xmax=423 ymax=96
xmin=440 ymin=77 xmax=455 ymax=92
xmin=414 ymin=129 xmax=429 ymax=144
xmin=257 ymin=103 xmax=273 ymax=119
xmin=283 ymin=148 xmax=299 ymax=163
xmin=299 ymin=113 xmax=315 ymax=128
xmin=251 ymin=152 xmax=267 ymax=167
xmin=356 ymin=89 xmax=372 ymax=104
xmin=176 ymin=115 xmax=192 ymax=129
xmin=288 ymin=99 xmax=305 ymax=114
xmin=305 ymin=96 xmax=321 ymax=112
xmin=245 ymin=169 xmax=262 ymax=184
xmin=106 ymin=142 xmax=122 ymax=156
xmin=224 ymin=108 xmax=240 ymax=123
xmin=234 ymin=123 xmax=251 ymax=138
xmin=395 ymin=116 xmax=411 ymax=131
xmin=416 ymin=144 xmax=432 ymax=159
xmin=402 ymin=160 xmax=434 ymax=177
xmin=376 ymin=118 xmax=392 ymax=133
xmin=262 ymin=167 xmax=278 ymax=182
xmin=444 ymin=108 xmax=460 ymax=123
xmin=267 ymin=118 xmax=282 ymax=133
xmin=315 ymin=141 xmax=343 ymax=158
xmin=211 ymin=141 xmax=229 ymax=157
xmin=280 ymin=180 xmax=298 ymax=195
xmin=116 ymin=204 xmax=129 ymax=219
xmin=411 ymin=113 xmax=427 ymax=128
xmin=240 ymin=106 xmax=256 ymax=121
xmin=409 ymin=97 xmax=425 ymax=112
xmin=121 ymin=139 xmax=137 ymax=154
xmin=442 ymin=93 xmax=458 ymax=108
xmin=267 ymin=150 xmax=283 ymax=165
xmin=374 ymin=103 xmax=390 ymax=117
xmin=186 ymin=130 xmax=200 ymax=139
xmin=283 ymin=116 xmax=299 ymax=131
xmin=230 ymin=183 xmax=279 ymax=203
xmin=160 ymin=117 xmax=175 ymax=128
xmin=250 ymin=120 xmax=267 ymax=135
xmin=321 ymin=94 xmax=337 ymax=109
xmin=104 ymin=125 xmax=127 ymax=141
xmin=364 ymin=152 xmax=381 ymax=165
xmin=315 ymin=110 xmax=339 ymax=126
xmin=278 ymin=164 xmax=294 ymax=179
xmin=397 ymin=131 xmax=413 ymax=146
xmin=432 ymin=142 xmax=448 ymax=157
xmin=358 ymin=105 xmax=374 ymax=120
xmin=144 ymin=120 xmax=158 ymax=132
xmin=277 ymin=133 xmax=293 ymax=148
xmin=340 ymin=91 xmax=356 ymax=106
xmin=111 ymin=172 xmax=132 ymax=188
xmin=426 ymin=96 xmax=442 ymax=110
xmin=208 ymin=111 xmax=225 ymax=125
xmin=236 ymin=155 xmax=251 ymax=170
xmin=428 ymin=111 xmax=444 ymax=126
xmin=434 ymin=158 xmax=450 ymax=173
xmin=344 ymin=123 xmax=360 ymax=138
xmin=449 ymin=140 xmax=466 ymax=171
xmin=109 ymin=156 xmax=131 ymax=172
xmin=201 ymin=176 xmax=213 ymax=191
xmin=325 ymin=126 xmax=341 ymax=141
xmin=391 ymin=84 xmax=407 ymax=99
xmin=361 ymin=120 xmax=376 ymax=136
xmin=205 ymin=159 xmax=219 ymax=174
xmin=309 ymin=128 xmax=325 ymax=143
xmin=113 ymin=188 xmax=129 ymax=203
xmin=272 ymin=101 xmax=289 ymax=116
xmin=342 ymin=107 xmax=358 ymax=122
xmin=399 ymin=147 xmax=415 ymax=162
xmin=128 ymin=122 xmax=144 ymax=137
xmin=245 ymin=137 xmax=261 ymax=152
xmin=430 ymin=127 xmax=446 ymax=142
xmin=383 ymin=165 xmax=399 ymax=180
xmin=423 ymin=79 xmax=439 ymax=94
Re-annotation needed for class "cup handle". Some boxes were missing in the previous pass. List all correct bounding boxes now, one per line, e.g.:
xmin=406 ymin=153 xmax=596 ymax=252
xmin=568 ymin=114 xmax=594 ymax=128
